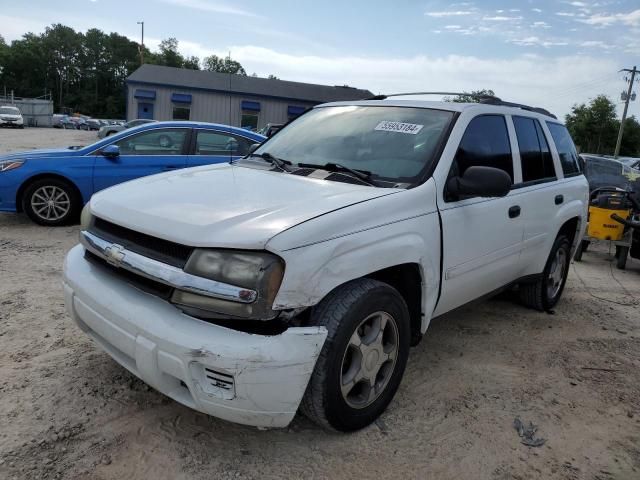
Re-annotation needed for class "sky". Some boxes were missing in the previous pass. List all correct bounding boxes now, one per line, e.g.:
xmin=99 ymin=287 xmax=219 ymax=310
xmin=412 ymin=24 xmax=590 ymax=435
xmin=1 ymin=0 xmax=639 ymax=118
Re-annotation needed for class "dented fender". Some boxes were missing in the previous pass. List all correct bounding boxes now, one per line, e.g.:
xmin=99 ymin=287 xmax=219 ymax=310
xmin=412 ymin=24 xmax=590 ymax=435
xmin=268 ymin=180 xmax=442 ymax=332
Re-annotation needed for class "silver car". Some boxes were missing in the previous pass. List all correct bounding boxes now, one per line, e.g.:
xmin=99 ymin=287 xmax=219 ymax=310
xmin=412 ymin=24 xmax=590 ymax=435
xmin=97 ymin=118 xmax=156 ymax=138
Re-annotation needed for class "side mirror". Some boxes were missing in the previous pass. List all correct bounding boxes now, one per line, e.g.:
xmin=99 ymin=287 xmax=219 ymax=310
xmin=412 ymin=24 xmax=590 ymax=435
xmin=248 ymin=143 xmax=261 ymax=155
xmin=447 ymin=166 xmax=511 ymax=199
xmin=101 ymin=144 xmax=120 ymax=159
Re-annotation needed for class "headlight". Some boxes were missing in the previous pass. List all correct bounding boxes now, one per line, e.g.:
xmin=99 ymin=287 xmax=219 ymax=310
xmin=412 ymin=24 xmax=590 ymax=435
xmin=0 ymin=160 xmax=25 ymax=172
xmin=171 ymin=249 xmax=285 ymax=320
xmin=80 ymin=204 xmax=92 ymax=230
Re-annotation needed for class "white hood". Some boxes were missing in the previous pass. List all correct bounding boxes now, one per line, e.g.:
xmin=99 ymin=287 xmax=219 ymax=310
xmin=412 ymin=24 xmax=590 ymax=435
xmin=90 ymin=164 xmax=400 ymax=249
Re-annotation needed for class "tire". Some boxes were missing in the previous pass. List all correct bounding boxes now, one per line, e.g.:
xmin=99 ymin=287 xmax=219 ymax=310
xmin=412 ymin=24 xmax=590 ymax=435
xmin=22 ymin=178 xmax=80 ymax=226
xmin=520 ymin=234 xmax=571 ymax=311
xmin=300 ymin=278 xmax=411 ymax=432
xmin=106 ymin=131 xmax=115 ymax=136
xmin=616 ymin=246 xmax=629 ymax=270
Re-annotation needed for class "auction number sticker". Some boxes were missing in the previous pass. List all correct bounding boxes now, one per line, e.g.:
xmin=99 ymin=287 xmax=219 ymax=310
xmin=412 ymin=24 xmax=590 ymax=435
xmin=375 ymin=121 xmax=424 ymax=135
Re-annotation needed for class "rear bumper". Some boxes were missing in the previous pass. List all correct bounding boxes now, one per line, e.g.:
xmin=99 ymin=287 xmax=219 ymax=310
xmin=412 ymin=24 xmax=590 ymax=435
xmin=63 ymin=244 xmax=327 ymax=428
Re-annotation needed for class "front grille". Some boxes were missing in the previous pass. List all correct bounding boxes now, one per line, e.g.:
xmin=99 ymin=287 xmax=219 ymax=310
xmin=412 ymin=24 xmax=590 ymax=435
xmin=84 ymin=250 xmax=173 ymax=300
xmin=90 ymin=217 xmax=193 ymax=268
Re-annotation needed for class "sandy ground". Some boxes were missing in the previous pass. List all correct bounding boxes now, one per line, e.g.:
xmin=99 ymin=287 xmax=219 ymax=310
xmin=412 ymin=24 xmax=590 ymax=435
xmin=1 ymin=128 xmax=639 ymax=480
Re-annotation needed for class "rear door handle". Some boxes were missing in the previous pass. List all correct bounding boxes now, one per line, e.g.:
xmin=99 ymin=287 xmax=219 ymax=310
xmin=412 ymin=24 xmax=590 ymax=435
xmin=508 ymin=206 xmax=521 ymax=218
xmin=555 ymin=194 xmax=564 ymax=205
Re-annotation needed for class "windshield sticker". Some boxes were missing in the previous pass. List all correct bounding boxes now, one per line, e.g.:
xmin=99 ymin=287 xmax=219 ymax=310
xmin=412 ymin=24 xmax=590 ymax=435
xmin=375 ymin=121 xmax=424 ymax=135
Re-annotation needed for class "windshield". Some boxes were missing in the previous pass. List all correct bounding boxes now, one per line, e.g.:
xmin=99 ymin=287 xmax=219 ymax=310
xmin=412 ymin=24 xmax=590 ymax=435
xmin=0 ymin=107 xmax=20 ymax=115
xmin=253 ymin=105 xmax=454 ymax=184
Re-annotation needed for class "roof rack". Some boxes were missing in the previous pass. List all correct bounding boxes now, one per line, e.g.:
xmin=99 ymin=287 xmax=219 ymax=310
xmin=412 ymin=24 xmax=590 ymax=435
xmin=366 ymin=91 xmax=557 ymax=119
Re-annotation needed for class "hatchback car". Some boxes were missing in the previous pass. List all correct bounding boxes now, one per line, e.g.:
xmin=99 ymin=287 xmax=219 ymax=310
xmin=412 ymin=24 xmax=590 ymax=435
xmin=0 ymin=121 xmax=265 ymax=225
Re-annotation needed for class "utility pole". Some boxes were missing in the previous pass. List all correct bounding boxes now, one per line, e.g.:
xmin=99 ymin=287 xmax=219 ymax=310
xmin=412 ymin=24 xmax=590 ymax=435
xmin=614 ymin=66 xmax=637 ymax=158
xmin=137 ymin=21 xmax=145 ymax=65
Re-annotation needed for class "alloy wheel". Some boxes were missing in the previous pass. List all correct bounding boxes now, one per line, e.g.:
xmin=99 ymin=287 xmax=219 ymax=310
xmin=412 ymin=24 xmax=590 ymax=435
xmin=31 ymin=186 xmax=70 ymax=222
xmin=340 ymin=311 xmax=399 ymax=409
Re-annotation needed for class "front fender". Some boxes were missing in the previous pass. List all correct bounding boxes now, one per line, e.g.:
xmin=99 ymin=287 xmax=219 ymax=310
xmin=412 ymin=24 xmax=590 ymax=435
xmin=268 ymin=180 xmax=441 ymax=332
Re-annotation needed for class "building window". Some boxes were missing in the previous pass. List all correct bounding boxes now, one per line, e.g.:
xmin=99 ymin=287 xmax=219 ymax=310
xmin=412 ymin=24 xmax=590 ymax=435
xmin=240 ymin=100 xmax=261 ymax=131
xmin=241 ymin=111 xmax=259 ymax=130
xmin=288 ymin=105 xmax=306 ymax=121
xmin=173 ymin=106 xmax=190 ymax=121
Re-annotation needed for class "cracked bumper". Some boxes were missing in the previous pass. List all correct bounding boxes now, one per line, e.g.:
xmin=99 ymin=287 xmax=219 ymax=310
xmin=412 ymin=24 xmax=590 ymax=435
xmin=63 ymin=245 xmax=327 ymax=428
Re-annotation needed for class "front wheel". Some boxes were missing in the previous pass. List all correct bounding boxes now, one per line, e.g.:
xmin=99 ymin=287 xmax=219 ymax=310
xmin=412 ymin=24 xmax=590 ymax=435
xmin=520 ymin=234 xmax=571 ymax=311
xmin=301 ymin=278 xmax=410 ymax=431
xmin=22 ymin=178 xmax=80 ymax=226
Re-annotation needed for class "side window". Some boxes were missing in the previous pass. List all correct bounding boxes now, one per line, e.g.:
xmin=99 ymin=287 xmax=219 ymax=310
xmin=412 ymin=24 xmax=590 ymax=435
xmin=546 ymin=122 xmax=581 ymax=176
xmin=513 ymin=116 xmax=556 ymax=183
xmin=195 ymin=130 xmax=251 ymax=156
xmin=452 ymin=115 xmax=513 ymax=181
xmin=114 ymin=129 xmax=187 ymax=155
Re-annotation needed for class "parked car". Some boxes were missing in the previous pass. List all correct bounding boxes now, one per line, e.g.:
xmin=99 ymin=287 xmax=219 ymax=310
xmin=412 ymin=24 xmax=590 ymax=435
xmin=0 ymin=105 xmax=24 ymax=128
xmin=581 ymin=154 xmax=640 ymax=202
xmin=62 ymin=97 xmax=588 ymax=431
xmin=85 ymin=119 xmax=102 ymax=131
xmin=258 ymin=123 xmax=283 ymax=137
xmin=0 ymin=121 xmax=265 ymax=225
xmin=97 ymin=118 xmax=156 ymax=138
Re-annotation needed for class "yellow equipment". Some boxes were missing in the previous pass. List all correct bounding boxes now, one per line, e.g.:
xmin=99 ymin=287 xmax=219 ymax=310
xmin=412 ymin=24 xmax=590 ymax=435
xmin=587 ymin=191 xmax=632 ymax=241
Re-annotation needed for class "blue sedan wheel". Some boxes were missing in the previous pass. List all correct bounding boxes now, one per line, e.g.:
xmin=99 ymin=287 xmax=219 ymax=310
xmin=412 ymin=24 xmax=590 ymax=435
xmin=23 ymin=178 xmax=80 ymax=226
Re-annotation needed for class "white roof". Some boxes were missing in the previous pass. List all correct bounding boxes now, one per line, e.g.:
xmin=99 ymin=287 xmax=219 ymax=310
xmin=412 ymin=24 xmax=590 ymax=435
xmin=319 ymin=98 xmax=559 ymax=122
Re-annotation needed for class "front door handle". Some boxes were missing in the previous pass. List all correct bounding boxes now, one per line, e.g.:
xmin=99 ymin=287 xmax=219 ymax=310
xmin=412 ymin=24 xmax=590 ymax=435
xmin=508 ymin=206 xmax=521 ymax=218
xmin=555 ymin=194 xmax=564 ymax=205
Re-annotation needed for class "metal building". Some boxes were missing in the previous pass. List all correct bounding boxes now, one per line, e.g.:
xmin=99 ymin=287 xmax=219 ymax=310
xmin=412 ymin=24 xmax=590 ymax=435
xmin=0 ymin=95 xmax=54 ymax=127
xmin=125 ymin=64 xmax=372 ymax=130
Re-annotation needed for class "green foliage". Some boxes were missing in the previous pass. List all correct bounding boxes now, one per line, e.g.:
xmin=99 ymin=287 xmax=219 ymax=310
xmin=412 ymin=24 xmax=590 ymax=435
xmin=565 ymin=95 xmax=640 ymax=156
xmin=0 ymin=25 xmax=216 ymax=116
xmin=445 ymin=89 xmax=495 ymax=103
xmin=202 ymin=54 xmax=246 ymax=75
xmin=620 ymin=116 xmax=640 ymax=157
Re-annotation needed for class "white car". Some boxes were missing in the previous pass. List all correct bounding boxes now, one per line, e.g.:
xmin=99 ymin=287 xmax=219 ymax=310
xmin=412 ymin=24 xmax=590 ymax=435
xmin=0 ymin=105 xmax=24 ymax=128
xmin=63 ymin=95 xmax=588 ymax=431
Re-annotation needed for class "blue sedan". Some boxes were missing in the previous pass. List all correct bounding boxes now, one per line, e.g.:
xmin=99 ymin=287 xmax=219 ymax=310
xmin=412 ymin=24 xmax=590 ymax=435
xmin=0 ymin=121 xmax=265 ymax=225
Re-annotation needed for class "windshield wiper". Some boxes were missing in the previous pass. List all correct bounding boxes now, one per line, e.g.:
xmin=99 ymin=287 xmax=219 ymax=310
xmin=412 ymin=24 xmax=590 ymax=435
xmin=297 ymin=162 xmax=378 ymax=186
xmin=247 ymin=152 xmax=292 ymax=172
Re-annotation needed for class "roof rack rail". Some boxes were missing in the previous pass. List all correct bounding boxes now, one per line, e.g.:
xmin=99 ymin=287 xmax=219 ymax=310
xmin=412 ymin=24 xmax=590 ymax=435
xmin=366 ymin=92 xmax=557 ymax=119
xmin=478 ymin=97 xmax=557 ymax=119
xmin=366 ymin=91 xmax=497 ymax=101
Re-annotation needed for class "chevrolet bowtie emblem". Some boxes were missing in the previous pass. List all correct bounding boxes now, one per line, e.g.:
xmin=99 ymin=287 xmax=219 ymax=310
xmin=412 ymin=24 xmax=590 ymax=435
xmin=104 ymin=244 xmax=126 ymax=267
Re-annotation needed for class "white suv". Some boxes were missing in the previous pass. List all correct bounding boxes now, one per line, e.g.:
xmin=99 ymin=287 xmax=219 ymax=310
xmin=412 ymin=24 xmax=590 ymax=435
xmin=63 ymin=95 xmax=588 ymax=431
xmin=0 ymin=105 xmax=24 ymax=128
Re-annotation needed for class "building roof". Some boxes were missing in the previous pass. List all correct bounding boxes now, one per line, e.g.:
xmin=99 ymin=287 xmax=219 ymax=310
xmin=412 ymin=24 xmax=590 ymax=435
xmin=127 ymin=64 xmax=373 ymax=104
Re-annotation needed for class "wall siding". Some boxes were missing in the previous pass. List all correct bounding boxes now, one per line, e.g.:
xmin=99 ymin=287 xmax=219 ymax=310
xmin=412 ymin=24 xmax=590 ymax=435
xmin=127 ymin=84 xmax=315 ymax=129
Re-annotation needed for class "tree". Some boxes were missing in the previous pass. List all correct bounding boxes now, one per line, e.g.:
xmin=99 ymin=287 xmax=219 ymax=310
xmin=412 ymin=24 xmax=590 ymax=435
xmin=565 ymin=95 xmax=619 ymax=154
xmin=619 ymin=116 xmax=640 ymax=157
xmin=151 ymin=38 xmax=184 ymax=68
xmin=202 ymin=54 xmax=246 ymax=75
xmin=267 ymin=74 xmax=279 ymax=80
xmin=445 ymin=89 xmax=495 ymax=103
xmin=183 ymin=55 xmax=200 ymax=70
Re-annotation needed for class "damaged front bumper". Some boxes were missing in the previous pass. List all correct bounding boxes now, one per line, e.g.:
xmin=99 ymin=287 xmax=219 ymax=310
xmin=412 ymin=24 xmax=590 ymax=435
xmin=63 ymin=245 xmax=327 ymax=428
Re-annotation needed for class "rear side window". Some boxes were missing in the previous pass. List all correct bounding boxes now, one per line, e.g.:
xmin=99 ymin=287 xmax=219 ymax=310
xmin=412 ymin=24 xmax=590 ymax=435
xmin=195 ymin=130 xmax=251 ymax=156
xmin=546 ymin=123 xmax=581 ymax=176
xmin=452 ymin=115 xmax=513 ymax=181
xmin=513 ymin=116 xmax=556 ymax=183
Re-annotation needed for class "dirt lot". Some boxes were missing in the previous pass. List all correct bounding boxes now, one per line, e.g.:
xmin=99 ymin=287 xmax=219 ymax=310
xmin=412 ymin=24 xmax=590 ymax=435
xmin=1 ymin=128 xmax=639 ymax=480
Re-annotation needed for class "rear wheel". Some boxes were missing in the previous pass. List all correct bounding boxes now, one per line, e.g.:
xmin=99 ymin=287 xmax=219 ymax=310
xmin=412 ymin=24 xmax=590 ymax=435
xmin=520 ymin=234 xmax=571 ymax=311
xmin=616 ymin=246 xmax=629 ymax=270
xmin=301 ymin=278 xmax=410 ymax=432
xmin=22 ymin=178 xmax=80 ymax=226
